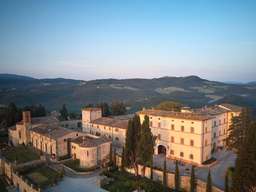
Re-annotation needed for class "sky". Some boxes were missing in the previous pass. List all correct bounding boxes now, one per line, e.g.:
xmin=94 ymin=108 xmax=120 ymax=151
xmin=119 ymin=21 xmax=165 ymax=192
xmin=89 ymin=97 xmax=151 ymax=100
xmin=0 ymin=0 xmax=256 ymax=82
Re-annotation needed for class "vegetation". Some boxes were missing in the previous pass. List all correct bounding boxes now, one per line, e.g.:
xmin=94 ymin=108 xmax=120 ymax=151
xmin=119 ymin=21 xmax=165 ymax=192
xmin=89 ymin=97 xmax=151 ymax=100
xmin=97 ymin=102 xmax=111 ymax=116
xmin=3 ymin=145 xmax=40 ymax=164
xmin=59 ymin=104 xmax=69 ymax=120
xmin=206 ymin=170 xmax=212 ymax=192
xmin=110 ymin=101 xmax=126 ymax=116
xmin=227 ymin=109 xmax=256 ymax=191
xmin=0 ymin=176 xmax=8 ymax=192
xmin=137 ymin=115 xmax=155 ymax=176
xmin=101 ymin=169 xmax=170 ymax=192
xmin=23 ymin=166 xmax=63 ymax=189
xmin=163 ymin=159 xmax=168 ymax=192
xmin=63 ymin=159 xmax=97 ymax=172
xmin=0 ymin=103 xmax=46 ymax=132
xmin=124 ymin=115 xmax=141 ymax=176
xmin=190 ymin=166 xmax=196 ymax=192
xmin=155 ymin=101 xmax=182 ymax=112
xmin=174 ymin=161 xmax=180 ymax=191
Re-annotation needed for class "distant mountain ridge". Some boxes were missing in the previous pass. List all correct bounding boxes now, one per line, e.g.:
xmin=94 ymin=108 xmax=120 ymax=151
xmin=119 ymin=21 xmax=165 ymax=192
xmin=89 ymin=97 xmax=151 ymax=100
xmin=0 ymin=73 xmax=256 ymax=112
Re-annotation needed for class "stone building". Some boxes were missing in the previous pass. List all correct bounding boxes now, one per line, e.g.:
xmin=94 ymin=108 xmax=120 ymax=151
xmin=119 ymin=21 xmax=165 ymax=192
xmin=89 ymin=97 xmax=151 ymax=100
xmin=82 ymin=108 xmax=129 ymax=146
xmin=138 ymin=103 xmax=242 ymax=165
xmin=70 ymin=135 xmax=111 ymax=168
xmin=30 ymin=125 xmax=80 ymax=159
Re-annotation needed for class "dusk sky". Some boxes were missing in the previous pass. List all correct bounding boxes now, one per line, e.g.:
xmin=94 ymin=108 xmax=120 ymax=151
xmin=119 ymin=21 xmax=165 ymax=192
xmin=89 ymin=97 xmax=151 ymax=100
xmin=0 ymin=0 xmax=256 ymax=82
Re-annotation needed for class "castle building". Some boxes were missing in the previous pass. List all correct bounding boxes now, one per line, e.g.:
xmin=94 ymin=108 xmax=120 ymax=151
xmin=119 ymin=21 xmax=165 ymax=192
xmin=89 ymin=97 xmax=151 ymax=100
xmin=82 ymin=108 xmax=129 ymax=147
xmin=9 ymin=112 xmax=84 ymax=159
xmin=70 ymin=135 xmax=111 ymax=168
xmin=138 ymin=104 xmax=241 ymax=165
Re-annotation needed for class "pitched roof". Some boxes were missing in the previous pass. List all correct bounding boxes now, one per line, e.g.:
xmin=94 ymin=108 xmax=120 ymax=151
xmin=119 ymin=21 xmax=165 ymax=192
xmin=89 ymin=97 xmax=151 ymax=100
xmin=82 ymin=107 xmax=101 ymax=111
xmin=71 ymin=135 xmax=110 ymax=148
xmin=218 ymin=103 xmax=242 ymax=112
xmin=138 ymin=109 xmax=212 ymax=121
xmin=91 ymin=117 xmax=129 ymax=129
xmin=31 ymin=125 xmax=73 ymax=140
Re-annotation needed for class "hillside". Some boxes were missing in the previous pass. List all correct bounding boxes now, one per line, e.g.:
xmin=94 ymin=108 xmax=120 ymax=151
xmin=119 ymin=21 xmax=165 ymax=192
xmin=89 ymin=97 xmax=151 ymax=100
xmin=0 ymin=74 xmax=256 ymax=112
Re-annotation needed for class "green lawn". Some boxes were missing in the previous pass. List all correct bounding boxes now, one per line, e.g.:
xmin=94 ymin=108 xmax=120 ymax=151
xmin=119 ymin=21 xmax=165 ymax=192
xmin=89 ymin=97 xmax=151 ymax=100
xmin=101 ymin=169 xmax=171 ymax=192
xmin=63 ymin=159 xmax=96 ymax=172
xmin=3 ymin=145 xmax=40 ymax=164
xmin=24 ymin=166 xmax=63 ymax=189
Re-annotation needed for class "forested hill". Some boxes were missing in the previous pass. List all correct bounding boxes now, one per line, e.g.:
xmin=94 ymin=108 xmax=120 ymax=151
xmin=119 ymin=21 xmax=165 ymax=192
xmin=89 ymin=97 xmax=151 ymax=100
xmin=0 ymin=74 xmax=256 ymax=112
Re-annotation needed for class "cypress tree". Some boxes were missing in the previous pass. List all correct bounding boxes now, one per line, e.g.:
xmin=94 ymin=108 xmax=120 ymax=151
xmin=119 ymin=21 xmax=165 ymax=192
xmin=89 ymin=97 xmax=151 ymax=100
xmin=190 ymin=165 xmax=196 ymax=192
xmin=224 ymin=172 xmax=229 ymax=192
xmin=124 ymin=115 xmax=141 ymax=176
xmin=163 ymin=158 xmax=168 ymax=192
xmin=206 ymin=170 xmax=212 ymax=192
xmin=137 ymin=115 xmax=155 ymax=176
xmin=175 ymin=161 xmax=180 ymax=191
xmin=60 ymin=104 xmax=69 ymax=120
xmin=121 ymin=147 xmax=125 ymax=171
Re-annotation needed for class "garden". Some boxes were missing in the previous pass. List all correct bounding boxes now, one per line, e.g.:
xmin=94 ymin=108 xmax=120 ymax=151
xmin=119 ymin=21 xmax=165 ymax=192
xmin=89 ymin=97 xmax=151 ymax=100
xmin=3 ymin=145 xmax=40 ymax=164
xmin=101 ymin=168 xmax=172 ymax=192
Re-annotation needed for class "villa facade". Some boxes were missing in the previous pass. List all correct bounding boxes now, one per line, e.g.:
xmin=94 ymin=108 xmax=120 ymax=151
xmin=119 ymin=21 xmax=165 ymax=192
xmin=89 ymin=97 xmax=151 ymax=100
xmin=138 ymin=104 xmax=241 ymax=165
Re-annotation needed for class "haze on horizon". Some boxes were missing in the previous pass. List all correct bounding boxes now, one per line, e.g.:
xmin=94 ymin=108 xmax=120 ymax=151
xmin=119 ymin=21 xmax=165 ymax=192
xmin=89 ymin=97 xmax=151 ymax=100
xmin=0 ymin=0 xmax=256 ymax=83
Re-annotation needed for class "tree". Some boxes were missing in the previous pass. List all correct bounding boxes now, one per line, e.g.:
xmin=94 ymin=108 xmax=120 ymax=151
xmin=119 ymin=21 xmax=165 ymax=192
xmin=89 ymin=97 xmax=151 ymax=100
xmin=163 ymin=158 xmax=168 ymax=192
xmin=111 ymin=101 xmax=126 ymax=115
xmin=231 ymin=121 xmax=256 ymax=192
xmin=155 ymin=101 xmax=182 ymax=112
xmin=175 ymin=161 xmax=180 ymax=191
xmin=225 ymin=172 xmax=229 ymax=192
xmin=121 ymin=147 xmax=125 ymax=171
xmin=137 ymin=115 xmax=155 ymax=176
xmin=97 ymin=102 xmax=111 ymax=117
xmin=7 ymin=102 xmax=20 ymax=126
xmin=190 ymin=165 xmax=196 ymax=192
xmin=60 ymin=104 xmax=69 ymax=120
xmin=206 ymin=170 xmax=212 ymax=192
xmin=226 ymin=108 xmax=251 ymax=151
xmin=124 ymin=115 xmax=141 ymax=176
xmin=227 ymin=108 xmax=256 ymax=191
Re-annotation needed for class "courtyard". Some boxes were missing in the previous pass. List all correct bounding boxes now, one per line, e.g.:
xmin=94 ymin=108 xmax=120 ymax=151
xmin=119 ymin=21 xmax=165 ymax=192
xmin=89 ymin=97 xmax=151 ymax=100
xmin=153 ymin=149 xmax=236 ymax=189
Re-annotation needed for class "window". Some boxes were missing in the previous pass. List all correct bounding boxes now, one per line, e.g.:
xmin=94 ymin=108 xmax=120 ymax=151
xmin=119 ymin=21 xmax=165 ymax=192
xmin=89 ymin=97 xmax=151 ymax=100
xmin=171 ymin=124 xmax=175 ymax=130
xmin=180 ymin=138 xmax=184 ymax=144
xmin=170 ymin=150 xmax=174 ymax=155
xmin=158 ymin=122 xmax=161 ymax=128
xmin=205 ymin=127 xmax=207 ymax=133
xmin=205 ymin=139 xmax=208 ymax=146
xmin=115 ymin=128 xmax=119 ymax=132
xmin=180 ymin=152 xmax=184 ymax=157
xmin=181 ymin=126 xmax=184 ymax=132
xmin=18 ymin=131 xmax=21 ymax=139
xmin=158 ymin=134 xmax=161 ymax=139
xmin=104 ymin=126 xmax=106 ymax=130
xmin=171 ymin=136 xmax=174 ymax=143
xmin=158 ymin=118 xmax=161 ymax=120
xmin=214 ymin=121 xmax=217 ymax=127
xmin=150 ymin=121 xmax=153 ymax=127
xmin=219 ymin=130 xmax=221 ymax=136
xmin=115 ymin=137 xmax=119 ymax=141
xmin=224 ymin=118 xmax=226 ymax=124
xmin=189 ymin=154 xmax=194 ymax=160
xmin=219 ymin=120 xmax=221 ymax=125
xmin=190 ymin=140 xmax=194 ymax=146
xmin=97 ymin=125 xmax=99 ymax=128
xmin=87 ymin=151 xmax=89 ymax=157
xmin=191 ymin=127 xmax=194 ymax=133
xmin=214 ymin=132 xmax=216 ymax=138
xmin=181 ymin=121 xmax=184 ymax=123
xmin=191 ymin=122 xmax=194 ymax=124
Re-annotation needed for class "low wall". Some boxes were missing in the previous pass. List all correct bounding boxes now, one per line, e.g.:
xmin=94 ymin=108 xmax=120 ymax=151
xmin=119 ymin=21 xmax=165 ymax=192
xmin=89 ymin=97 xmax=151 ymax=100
xmin=114 ymin=155 xmax=223 ymax=192
xmin=0 ymin=157 xmax=41 ymax=192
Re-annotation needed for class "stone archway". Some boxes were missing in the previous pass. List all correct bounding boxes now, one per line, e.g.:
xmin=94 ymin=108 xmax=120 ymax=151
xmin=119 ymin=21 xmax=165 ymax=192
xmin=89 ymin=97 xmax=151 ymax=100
xmin=158 ymin=145 xmax=167 ymax=155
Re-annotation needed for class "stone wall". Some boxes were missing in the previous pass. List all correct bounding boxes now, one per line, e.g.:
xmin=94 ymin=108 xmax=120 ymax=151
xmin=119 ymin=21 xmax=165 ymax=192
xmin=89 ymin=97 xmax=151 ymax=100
xmin=0 ymin=157 xmax=41 ymax=192
xmin=114 ymin=155 xmax=223 ymax=192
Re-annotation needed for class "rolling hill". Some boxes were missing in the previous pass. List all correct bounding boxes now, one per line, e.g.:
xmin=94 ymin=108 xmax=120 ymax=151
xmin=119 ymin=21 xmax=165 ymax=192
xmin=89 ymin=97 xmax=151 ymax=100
xmin=0 ymin=74 xmax=256 ymax=112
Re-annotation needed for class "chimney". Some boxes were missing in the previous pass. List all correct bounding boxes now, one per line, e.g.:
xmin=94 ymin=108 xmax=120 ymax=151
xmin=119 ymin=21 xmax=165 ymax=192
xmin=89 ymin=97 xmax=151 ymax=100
xmin=22 ymin=111 xmax=31 ymax=124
